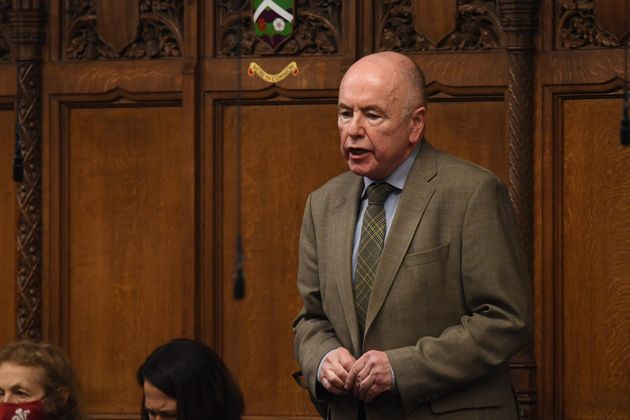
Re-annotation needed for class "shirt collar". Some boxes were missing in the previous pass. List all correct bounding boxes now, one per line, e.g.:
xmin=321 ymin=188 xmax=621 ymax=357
xmin=362 ymin=144 xmax=419 ymax=194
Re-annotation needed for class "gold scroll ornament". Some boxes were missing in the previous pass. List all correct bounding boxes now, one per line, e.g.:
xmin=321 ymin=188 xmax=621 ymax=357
xmin=248 ymin=61 xmax=299 ymax=83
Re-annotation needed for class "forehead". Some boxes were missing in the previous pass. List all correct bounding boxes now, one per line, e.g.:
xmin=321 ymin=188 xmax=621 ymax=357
xmin=0 ymin=361 xmax=45 ymax=388
xmin=338 ymin=64 xmax=401 ymax=108
xmin=143 ymin=380 xmax=177 ymax=410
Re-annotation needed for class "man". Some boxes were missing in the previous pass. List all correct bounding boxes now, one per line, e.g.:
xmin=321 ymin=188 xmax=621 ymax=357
xmin=292 ymin=51 xmax=532 ymax=419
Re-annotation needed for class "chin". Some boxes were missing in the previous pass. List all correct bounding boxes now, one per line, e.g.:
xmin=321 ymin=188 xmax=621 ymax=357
xmin=349 ymin=166 xmax=379 ymax=179
xmin=347 ymin=163 xmax=367 ymax=176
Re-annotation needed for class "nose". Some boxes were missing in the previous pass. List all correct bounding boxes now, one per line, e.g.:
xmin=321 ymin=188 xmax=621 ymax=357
xmin=347 ymin=114 xmax=365 ymax=138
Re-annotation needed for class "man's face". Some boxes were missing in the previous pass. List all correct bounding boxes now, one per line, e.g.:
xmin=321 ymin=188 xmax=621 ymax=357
xmin=338 ymin=63 xmax=424 ymax=180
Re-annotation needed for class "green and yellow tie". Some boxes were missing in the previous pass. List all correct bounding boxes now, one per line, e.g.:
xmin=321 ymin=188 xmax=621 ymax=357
xmin=354 ymin=182 xmax=397 ymax=334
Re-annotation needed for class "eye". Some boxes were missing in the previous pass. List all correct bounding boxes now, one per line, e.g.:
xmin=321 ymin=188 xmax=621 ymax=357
xmin=14 ymin=389 xmax=30 ymax=398
xmin=339 ymin=110 xmax=352 ymax=119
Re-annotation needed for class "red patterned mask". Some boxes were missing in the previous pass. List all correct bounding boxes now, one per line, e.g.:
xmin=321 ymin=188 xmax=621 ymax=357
xmin=0 ymin=400 xmax=47 ymax=420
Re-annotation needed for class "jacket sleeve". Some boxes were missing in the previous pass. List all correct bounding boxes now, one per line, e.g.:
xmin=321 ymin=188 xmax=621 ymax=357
xmin=293 ymin=194 xmax=344 ymax=398
xmin=385 ymin=176 xmax=533 ymax=411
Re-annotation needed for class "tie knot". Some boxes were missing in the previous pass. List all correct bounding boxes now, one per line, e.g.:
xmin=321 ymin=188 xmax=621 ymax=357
xmin=366 ymin=182 xmax=396 ymax=205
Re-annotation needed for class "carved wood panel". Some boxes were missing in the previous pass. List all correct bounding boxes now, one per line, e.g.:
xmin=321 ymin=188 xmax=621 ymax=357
xmin=557 ymin=0 xmax=629 ymax=49
xmin=377 ymin=0 xmax=503 ymax=52
xmin=11 ymin=2 xmax=47 ymax=341
xmin=216 ymin=0 xmax=342 ymax=56
xmin=63 ymin=0 xmax=184 ymax=60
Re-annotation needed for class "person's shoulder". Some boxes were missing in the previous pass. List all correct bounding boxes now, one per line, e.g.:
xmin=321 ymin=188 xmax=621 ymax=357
xmin=430 ymin=145 xmax=503 ymax=186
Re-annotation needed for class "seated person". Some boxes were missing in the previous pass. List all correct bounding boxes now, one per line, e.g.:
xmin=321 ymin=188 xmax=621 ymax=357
xmin=0 ymin=340 xmax=83 ymax=420
xmin=137 ymin=338 xmax=244 ymax=420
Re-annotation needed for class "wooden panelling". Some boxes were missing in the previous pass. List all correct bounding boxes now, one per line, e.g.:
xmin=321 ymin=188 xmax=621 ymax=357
xmin=62 ymin=105 xmax=194 ymax=416
xmin=426 ymin=98 xmax=508 ymax=185
xmin=213 ymin=1 xmax=343 ymax=56
xmin=0 ymin=107 xmax=16 ymax=344
xmin=376 ymin=0 xmax=503 ymax=52
xmin=4 ymin=1 xmax=629 ymax=419
xmin=555 ymin=0 xmax=628 ymax=49
xmin=218 ymin=101 xmax=345 ymax=417
xmin=61 ymin=0 xmax=184 ymax=60
xmin=559 ymin=96 xmax=630 ymax=419
xmin=534 ymin=32 xmax=630 ymax=420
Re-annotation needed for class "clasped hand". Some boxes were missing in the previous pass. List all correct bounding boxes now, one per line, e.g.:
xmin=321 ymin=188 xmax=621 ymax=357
xmin=318 ymin=347 xmax=393 ymax=402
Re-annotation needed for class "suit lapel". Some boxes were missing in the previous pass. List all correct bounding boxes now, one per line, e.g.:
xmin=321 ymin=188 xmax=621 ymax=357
xmin=365 ymin=141 xmax=438 ymax=334
xmin=332 ymin=176 xmax=364 ymax=355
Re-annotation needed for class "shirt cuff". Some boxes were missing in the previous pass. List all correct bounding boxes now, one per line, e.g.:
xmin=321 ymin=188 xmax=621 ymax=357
xmin=317 ymin=349 xmax=336 ymax=383
xmin=391 ymin=366 xmax=398 ymax=393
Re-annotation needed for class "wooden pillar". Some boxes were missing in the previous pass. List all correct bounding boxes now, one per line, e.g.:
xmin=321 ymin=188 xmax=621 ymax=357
xmin=498 ymin=1 xmax=540 ymax=419
xmin=10 ymin=0 xmax=46 ymax=341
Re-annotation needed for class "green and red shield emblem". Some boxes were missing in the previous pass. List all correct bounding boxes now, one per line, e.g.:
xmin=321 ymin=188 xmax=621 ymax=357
xmin=252 ymin=0 xmax=295 ymax=49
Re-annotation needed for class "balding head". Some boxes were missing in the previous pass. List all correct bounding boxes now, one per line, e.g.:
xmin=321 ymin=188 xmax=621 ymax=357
xmin=342 ymin=52 xmax=427 ymax=113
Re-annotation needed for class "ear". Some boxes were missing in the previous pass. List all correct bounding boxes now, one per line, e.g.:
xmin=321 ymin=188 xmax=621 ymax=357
xmin=408 ymin=105 xmax=426 ymax=146
xmin=56 ymin=386 xmax=70 ymax=404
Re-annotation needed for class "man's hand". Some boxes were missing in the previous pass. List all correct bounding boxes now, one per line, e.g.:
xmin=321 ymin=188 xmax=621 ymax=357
xmin=344 ymin=350 xmax=393 ymax=402
xmin=318 ymin=347 xmax=356 ymax=395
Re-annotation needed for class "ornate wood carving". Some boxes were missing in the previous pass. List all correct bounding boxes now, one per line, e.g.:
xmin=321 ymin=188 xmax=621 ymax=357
xmin=557 ymin=0 xmax=626 ymax=49
xmin=64 ymin=0 xmax=184 ymax=60
xmin=499 ymin=0 xmax=540 ymax=418
xmin=377 ymin=0 xmax=503 ymax=52
xmin=217 ymin=0 xmax=341 ymax=56
xmin=506 ymin=50 xmax=535 ymax=273
xmin=0 ymin=0 xmax=10 ymax=61
xmin=10 ymin=1 xmax=46 ymax=341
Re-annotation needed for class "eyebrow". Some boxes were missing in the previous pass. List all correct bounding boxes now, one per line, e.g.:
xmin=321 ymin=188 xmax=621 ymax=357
xmin=337 ymin=103 xmax=386 ymax=114
xmin=2 ymin=384 xmax=33 ymax=393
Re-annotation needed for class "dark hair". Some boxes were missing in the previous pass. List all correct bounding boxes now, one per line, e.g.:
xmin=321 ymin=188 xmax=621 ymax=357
xmin=137 ymin=339 xmax=244 ymax=420
xmin=0 ymin=340 xmax=84 ymax=420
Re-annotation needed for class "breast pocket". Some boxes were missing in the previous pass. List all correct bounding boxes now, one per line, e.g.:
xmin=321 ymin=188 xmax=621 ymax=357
xmin=402 ymin=243 xmax=450 ymax=267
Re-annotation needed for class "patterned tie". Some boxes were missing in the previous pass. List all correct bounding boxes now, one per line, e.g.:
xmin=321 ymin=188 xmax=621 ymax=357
xmin=354 ymin=182 xmax=397 ymax=334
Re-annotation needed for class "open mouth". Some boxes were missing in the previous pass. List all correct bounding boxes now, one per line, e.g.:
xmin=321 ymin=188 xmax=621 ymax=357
xmin=349 ymin=148 xmax=369 ymax=156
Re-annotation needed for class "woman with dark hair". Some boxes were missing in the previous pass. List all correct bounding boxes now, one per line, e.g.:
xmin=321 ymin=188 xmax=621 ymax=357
xmin=137 ymin=338 xmax=244 ymax=420
xmin=0 ymin=340 xmax=84 ymax=420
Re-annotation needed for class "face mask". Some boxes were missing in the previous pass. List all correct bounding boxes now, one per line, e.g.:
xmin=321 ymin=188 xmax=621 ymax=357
xmin=0 ymin=400 xmax=47 ymax=420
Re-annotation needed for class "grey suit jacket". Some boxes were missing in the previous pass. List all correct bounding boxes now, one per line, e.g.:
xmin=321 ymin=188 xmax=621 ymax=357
xmin=293 ymin=140 xmax=533 ymax=419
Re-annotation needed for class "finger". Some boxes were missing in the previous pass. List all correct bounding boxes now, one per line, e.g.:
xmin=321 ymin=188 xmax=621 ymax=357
xmin=330 ymin=361 xmax=351 ymax=384
xmin=356 ymin=361 xmax=372 ymax=386
xmin=344 ymin=367 xmax=357 ymax=390
xmin=338 ymin=353 xmax=356 ymax=371
xmin=358 ymin=374 xmax=375 ymax=400
xmin=344 ymin=357 xmax=365 ymax=390
xmin=328 ymin=348 xmax=354 ymax=373
xmin=323 ymin=368 xmax=347 ymax=391
xmin=320 ymin=376 xmax=345 ymax=395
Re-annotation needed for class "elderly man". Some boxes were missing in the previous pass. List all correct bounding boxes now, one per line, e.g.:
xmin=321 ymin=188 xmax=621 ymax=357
xmin=293 ymin=51 xmax=532 ymax=420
